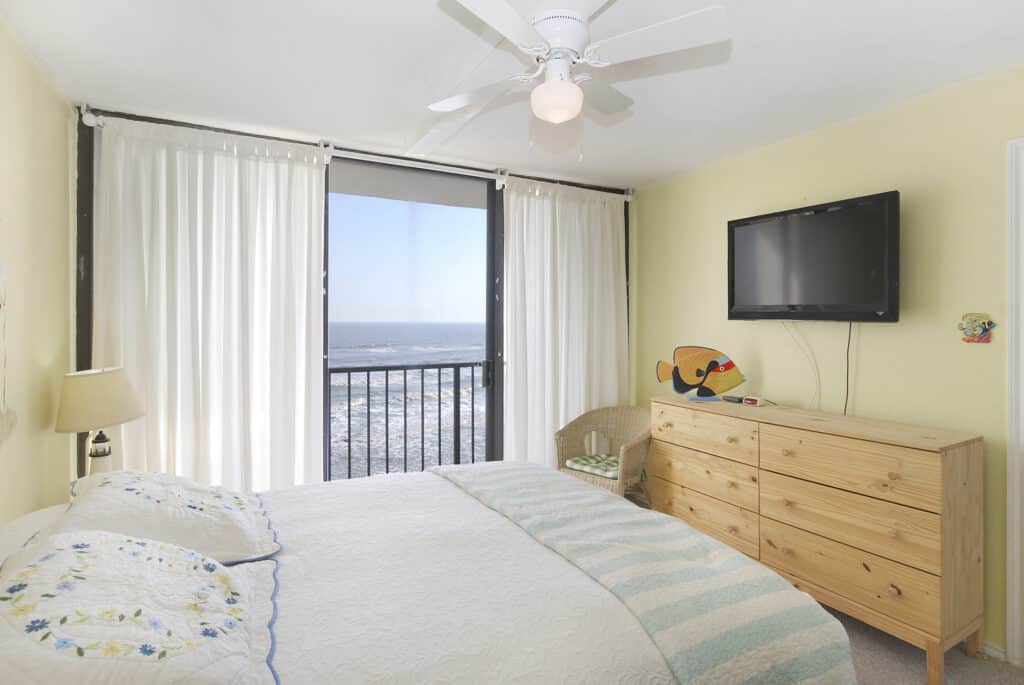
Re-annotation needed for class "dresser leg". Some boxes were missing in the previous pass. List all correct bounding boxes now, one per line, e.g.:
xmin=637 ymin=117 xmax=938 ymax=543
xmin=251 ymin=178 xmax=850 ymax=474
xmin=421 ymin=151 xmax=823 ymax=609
xmin=965 ymin=625 xmax=984 ymax=657
xmin=926 ymin=640 xmax=945 ymax=685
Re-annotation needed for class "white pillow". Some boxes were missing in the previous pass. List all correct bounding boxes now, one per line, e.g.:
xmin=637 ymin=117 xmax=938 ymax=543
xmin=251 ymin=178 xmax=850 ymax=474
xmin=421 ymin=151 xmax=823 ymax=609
xmin=0 ymin=530 xmax=276 ymax=684
xmin=47 ymin=471 xmax=279 ymax=565
xmin=0 ymin=506 xmax=69 ymax=568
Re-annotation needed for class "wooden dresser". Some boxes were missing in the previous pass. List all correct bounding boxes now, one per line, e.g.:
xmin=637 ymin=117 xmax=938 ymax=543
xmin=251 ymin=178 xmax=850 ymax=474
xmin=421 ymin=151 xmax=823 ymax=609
xmin=648 ymin=396 xmax=984 ymax=685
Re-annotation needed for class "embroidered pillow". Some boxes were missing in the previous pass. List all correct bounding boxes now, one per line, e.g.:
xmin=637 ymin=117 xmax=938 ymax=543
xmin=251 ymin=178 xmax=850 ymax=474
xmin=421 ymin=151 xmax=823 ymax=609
xmin=48 ymin=471 xmax=278 ymax=565
xmin=0 ymin=530 xmax=277 ymax=684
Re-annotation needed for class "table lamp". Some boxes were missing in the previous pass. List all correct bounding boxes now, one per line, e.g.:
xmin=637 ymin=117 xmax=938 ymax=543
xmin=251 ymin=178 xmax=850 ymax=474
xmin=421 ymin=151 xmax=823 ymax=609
xmin=55 ymin=367 xmax=144 ymax=475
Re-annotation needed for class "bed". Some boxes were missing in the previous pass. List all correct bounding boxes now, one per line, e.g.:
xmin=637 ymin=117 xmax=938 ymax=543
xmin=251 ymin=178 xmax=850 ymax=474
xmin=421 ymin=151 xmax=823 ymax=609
xmin=0 ymin=462 xmax=856 ymax=684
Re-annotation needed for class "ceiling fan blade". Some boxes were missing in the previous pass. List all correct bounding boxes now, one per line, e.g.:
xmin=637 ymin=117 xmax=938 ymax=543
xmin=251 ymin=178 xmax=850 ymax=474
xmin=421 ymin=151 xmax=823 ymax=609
xmin=585 ymin=5 xmax=729 ymax=66
xmin=580 ymin=78 xmax=633 ymax=114
xmin=579 ymin=0 xmax=614 ymax=19
xmin=428 ymin=78 xmax=520 ymax=113
xmin=454 ymin=0 xmax=546 ymax=51
xmin=413 ymin=80 xmax=521 ymax=156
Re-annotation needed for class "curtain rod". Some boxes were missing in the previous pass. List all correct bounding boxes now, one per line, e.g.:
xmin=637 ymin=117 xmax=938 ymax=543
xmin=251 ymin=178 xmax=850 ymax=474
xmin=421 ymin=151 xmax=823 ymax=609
xmin=82 ymin=106 xmax=631 ymax=197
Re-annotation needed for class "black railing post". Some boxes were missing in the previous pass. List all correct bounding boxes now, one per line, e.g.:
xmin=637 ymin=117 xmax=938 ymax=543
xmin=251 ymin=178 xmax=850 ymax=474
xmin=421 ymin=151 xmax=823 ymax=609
xmin=347 ymin=372 xmax=352 ymax=479
xmin=453 ymin=368 xmax=461 ymax=465
xmin=471 ymin=366 xmax=476 ymax=464
xmin=366 ymin=371 xmax=371 ymax=477
xmin=403 ymin=370 xmax=408 ymax=474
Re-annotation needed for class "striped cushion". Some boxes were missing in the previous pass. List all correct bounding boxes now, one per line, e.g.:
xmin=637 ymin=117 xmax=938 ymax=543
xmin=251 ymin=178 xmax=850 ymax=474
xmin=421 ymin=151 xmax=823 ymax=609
xmin=565 ymin=454 xmax=619 ymax=479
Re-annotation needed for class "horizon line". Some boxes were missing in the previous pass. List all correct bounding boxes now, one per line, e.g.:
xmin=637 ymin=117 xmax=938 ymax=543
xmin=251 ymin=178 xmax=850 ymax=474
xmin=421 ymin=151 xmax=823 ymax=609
xmin=329 ymin=320 xmax=485 ymax=325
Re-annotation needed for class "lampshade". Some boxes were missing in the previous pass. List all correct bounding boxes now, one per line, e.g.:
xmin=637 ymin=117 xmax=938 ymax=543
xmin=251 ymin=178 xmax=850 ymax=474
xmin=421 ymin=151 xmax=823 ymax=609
xmin=530 ymin=80 xmax=584 ymax=125
xmin=55 ymin=367 xmax=144 ymax=434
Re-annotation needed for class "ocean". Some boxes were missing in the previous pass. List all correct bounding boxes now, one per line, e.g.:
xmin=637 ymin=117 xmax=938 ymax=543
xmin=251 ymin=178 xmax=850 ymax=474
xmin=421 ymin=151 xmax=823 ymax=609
xmin=327 ymin=322 xmax=488 ymax=479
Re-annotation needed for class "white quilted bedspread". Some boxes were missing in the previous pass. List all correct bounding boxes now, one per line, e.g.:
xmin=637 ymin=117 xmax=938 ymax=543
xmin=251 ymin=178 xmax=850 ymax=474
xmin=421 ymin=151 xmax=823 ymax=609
xmin=263 ymin=471 xmax=675 ymax=684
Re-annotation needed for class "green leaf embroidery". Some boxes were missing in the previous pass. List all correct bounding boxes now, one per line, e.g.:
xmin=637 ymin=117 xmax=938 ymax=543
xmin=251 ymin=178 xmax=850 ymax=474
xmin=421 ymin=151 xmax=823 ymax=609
xmin=134 ymin=609 xmax=142 ymax=617
xmin=40 ymin=632 xmax=51 ymax=641
xmin=158 ymin=651 xmax=167 ymax=660
xmin=76 ymin=647 xmax=84 ymax=657
xmin=59 ymin=616 xmax=68 ymax=625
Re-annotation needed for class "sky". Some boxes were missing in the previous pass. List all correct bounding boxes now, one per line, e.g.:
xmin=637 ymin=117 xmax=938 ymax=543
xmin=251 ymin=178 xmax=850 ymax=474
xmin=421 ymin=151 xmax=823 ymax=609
xmin=328 ymin=193 xmax=487 ymax=323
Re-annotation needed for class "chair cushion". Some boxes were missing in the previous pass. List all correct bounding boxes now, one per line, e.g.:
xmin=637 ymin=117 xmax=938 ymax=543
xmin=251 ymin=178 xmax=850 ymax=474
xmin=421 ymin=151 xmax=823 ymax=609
xmin=565 ymin=454 xmax=619 ymax=480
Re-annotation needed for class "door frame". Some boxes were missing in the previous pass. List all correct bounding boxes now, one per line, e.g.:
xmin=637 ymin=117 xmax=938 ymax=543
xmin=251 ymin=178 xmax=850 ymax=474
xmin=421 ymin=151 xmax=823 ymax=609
xmin=321 ymin=165 xmax=505 ymax=477
xmin=1007 ymin=138 xmax=1024 ymax=666
xmin=486 ymin=181 xmax=504 ymax=461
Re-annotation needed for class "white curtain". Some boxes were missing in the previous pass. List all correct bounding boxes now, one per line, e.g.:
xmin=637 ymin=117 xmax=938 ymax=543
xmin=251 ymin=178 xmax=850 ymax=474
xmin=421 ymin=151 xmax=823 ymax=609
xmin=93 ymin=118 xmax=327 ymax=492
xmin=503 ymin=178 xmax=628 ymax=468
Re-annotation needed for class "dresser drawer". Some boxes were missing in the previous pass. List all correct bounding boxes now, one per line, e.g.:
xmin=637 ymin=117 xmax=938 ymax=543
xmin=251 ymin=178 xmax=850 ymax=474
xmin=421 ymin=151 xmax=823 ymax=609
xmin=651 ymin=402 xmax=759 ymax=466
xmin=648 ymin=440 xmax=759 ymax=511
xmin=759 ymin=471 xmax=941 ymax=574
xmin=760 ymin=519 xmax=940 ymax=635
xmin=650 ymin=476 xmax=759 ymax=558
xmin=760 ymin=424 xmax=942 ymax=513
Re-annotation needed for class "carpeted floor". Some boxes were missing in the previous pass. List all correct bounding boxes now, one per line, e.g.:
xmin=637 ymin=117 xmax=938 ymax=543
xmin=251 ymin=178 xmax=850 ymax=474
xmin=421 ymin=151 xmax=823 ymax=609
xmin=834 ymin=610 xmax=1024 ymax=684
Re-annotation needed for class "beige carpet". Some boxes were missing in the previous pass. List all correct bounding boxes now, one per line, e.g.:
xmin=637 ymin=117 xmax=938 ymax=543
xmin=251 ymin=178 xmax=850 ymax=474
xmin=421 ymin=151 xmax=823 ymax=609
xmin=834 ymin=610 xmax=1023 ymax=684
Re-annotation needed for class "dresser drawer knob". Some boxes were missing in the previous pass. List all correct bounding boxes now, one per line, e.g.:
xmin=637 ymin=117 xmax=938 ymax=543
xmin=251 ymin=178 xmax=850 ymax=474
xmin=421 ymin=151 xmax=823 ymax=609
xmin=727 ymin=526 xmax=739 ymax=534
xmin=782 ymin=498 xmax=794 ymax=507
xmin=888 ymin=584 xmax=903 ymax=597
xmin=726 ymin=436 xmax=738 ymax=445
xmin=887 ymin=472 xmax=901 ymax=481
xmin=781 ymin=448 xmax=794 ymax=457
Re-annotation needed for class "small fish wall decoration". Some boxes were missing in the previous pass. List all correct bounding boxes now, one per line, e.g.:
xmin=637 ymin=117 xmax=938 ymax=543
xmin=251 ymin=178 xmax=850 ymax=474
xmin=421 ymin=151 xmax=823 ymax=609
xmin=656 ymin=346 xmax=745 ymax=397
xmin=959 ymin=313 xmax=996 ymax=344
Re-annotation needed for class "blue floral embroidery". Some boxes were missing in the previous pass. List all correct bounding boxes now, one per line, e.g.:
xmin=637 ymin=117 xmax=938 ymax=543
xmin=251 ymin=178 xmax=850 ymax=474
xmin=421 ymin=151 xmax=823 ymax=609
xmin=25 ymin=619 xmax=49 ymax=633
xmin=2 ymin=533 xmax=248 ymax=661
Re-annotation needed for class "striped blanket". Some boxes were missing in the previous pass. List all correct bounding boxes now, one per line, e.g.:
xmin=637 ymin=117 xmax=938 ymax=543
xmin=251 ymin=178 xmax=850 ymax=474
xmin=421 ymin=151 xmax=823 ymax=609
xmin=433 ymin=462 xmax=856 ymax=684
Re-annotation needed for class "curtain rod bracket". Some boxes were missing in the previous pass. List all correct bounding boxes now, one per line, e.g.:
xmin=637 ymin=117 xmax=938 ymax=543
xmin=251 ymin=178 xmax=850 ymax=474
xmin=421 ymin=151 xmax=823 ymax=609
xmin=318 ymin=140 xmax=335 ymax=165
xmin=495 ymin=170 xmax=510 ymax=191
xmin=79 ymin=104 xmax=104 ymax=128
xmin=624 ymin=188 xmax=634 ymax=202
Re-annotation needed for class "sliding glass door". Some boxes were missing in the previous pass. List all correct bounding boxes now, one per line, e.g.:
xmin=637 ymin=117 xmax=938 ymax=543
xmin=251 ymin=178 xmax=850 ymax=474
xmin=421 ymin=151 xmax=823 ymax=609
xmin=324 ymin=159 xmax=502 ymax=479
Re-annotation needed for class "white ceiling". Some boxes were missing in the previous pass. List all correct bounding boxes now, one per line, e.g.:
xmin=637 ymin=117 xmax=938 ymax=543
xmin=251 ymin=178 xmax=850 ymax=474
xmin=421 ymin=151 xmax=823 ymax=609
xmin=3 ymin=0 xmax=1023 ymax=187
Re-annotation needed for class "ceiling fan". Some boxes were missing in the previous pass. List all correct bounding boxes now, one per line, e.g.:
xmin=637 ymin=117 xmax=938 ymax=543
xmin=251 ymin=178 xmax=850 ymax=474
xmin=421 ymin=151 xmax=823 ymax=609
xmin=412 ymin=0 xmax=730 ymax=153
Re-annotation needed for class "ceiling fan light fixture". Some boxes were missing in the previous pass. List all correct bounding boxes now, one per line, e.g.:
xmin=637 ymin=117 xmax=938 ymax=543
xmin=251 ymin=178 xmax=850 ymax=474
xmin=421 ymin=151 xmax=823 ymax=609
xmin=530 ymin=80 xmax=584 ymax=124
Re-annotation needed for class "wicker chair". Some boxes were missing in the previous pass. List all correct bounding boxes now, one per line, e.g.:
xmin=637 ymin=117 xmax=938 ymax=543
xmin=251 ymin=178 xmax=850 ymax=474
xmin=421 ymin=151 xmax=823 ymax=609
xmin=556 ymin=406 xmax=652 ymax=497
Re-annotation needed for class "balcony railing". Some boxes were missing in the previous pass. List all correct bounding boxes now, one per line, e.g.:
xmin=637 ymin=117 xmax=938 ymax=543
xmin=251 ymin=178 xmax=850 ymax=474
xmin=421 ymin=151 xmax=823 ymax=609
xmin=327 ymin=362 xmax=487 ymax=480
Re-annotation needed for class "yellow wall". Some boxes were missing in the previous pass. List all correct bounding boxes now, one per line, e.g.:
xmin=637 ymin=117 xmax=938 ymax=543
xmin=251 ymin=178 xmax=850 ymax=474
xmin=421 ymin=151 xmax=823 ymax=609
xmin=632 ymin=66 xmax=1024 ymax=649
xmin=0 ymin=20 xmax=73 ymax=524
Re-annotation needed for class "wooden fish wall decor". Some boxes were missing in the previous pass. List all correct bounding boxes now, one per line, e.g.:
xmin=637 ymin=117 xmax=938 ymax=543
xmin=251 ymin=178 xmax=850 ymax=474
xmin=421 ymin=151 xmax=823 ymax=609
xmin=656 ymin=346 xmax=745 ymax=397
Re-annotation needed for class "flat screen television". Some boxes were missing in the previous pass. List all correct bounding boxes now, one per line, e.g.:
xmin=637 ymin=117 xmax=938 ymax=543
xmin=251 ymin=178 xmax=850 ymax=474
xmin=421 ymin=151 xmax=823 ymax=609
xmin=728 ymin=191 xmax=900 ymax=322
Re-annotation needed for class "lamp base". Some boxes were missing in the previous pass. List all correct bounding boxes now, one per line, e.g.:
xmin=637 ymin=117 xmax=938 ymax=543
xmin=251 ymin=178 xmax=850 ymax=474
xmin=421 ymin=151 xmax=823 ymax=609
xmin=87 ymin=454 xmax=113 ymax=476
xmin=87 ymin=430 xmax=114 ymax=476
